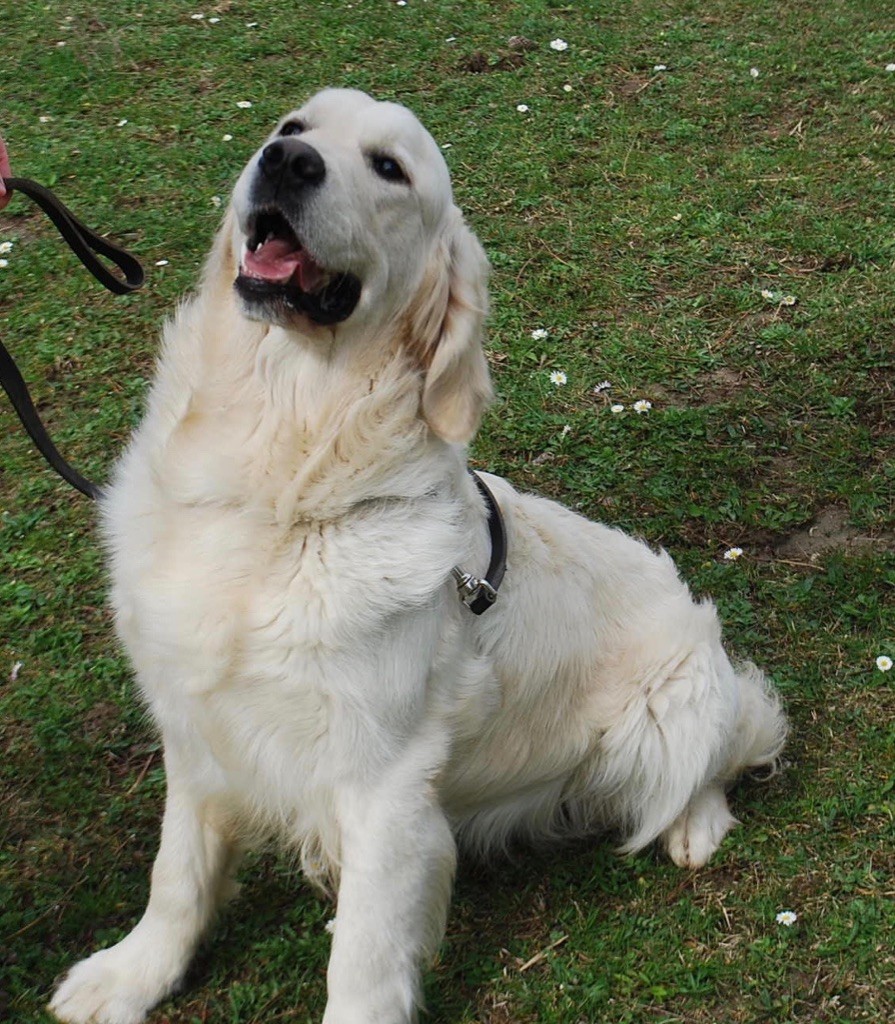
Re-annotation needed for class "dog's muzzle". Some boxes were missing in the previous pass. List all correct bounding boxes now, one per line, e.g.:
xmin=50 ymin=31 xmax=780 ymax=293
xmin=234 ymin=139 xmax=361 ymax=326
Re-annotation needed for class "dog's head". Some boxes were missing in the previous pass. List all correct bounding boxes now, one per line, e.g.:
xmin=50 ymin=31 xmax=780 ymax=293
xmin=226 ymin=88 xmax=491 ymax=442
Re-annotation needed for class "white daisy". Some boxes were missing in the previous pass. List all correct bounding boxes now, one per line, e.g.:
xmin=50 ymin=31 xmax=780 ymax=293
xmin=550 ymin=39 xmax=569 ymax=51
xmin=0 ymin=241 xmax=13 ymax=254
xmin=886 ymin=63 xmax=895 ymax=72
xmin=653 ymin=64 xmax=667 ymax=72
xmin=210 ymin=195 xmax=222 ymax=207
xmin=208 ymin=16 xmax=220 ymax=24
xmin=222 ymin=133 xmax=233 ymax=141
xmin=593 ymin=380 xmax=611 ymax=394
xmin=610 ymin=404 xmax=625 ymax=414
xmin=781 ymin=295 xmax=797 ymax=306
xmin=775 ymin=911 xmax=797 ymax=926
xmin=0 ymin=259 xmax=8 ymax=268
xmin=155 ymin=259 xmax=169 ymax=267
xmin=563 ymin=84 xmax=573 ymax=92
xmin=236 ymin=100 xmax=253 ymax=109
xmin=876 ymin=655 xmax=893 ymax=672
xmin=117 ymin=119 xmax=128 ymax=127
xmin=750 ymin=67 xmax=760 ymax=78
xmin=723 ymin=547 xmax=744 ymax=561
xmin=39 ymin=115 xmax=53 ymax=123
xmin=549 ymin=370 xmax=567 ymax=386
xmin=190 ymin=13 xmax=205 ymax=20
xmin=761 ymin=288 xmax=776 ymax=301
xmin=516 ymin=103 xmax=530 ymax=113
xmin=633 ymin=399 xmax=652 ymax=413
xmin=530 ymin=328 xmax=549 ymax=340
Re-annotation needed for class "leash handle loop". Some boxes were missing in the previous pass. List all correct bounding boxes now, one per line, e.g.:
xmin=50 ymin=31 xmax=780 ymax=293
xmin=1 ymin=176 xmax=145 ymax=499
xmin=4 ymin=177 xmax=144 ymax=293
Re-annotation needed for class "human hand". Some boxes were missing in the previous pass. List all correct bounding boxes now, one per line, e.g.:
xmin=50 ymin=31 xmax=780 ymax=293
xmin=0 ymin=134 xmax=12 ymax=210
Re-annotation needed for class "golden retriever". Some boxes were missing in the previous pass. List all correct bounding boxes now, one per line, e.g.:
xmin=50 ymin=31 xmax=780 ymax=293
xmin=50 ymin=88 xmax=786 ymax=1024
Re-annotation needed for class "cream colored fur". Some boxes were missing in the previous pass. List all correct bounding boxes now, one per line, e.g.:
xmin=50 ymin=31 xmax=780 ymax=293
xmin=49 ymin=89 xmax=787 ymax=1024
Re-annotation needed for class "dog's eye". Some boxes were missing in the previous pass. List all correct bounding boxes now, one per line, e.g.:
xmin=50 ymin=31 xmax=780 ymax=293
xmin=371 ymin=154 xmax=409 ymax=184
xmin=279 ymin=120 xmax=306 ymax=137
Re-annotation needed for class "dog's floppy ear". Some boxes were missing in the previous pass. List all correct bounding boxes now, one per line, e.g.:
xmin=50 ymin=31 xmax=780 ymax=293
xmin=415 ymin=208 xmax=493 ymax=444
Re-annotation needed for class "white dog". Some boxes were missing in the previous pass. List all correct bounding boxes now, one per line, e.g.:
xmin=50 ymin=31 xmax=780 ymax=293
xmin=50 ymin=88 xmax=787 ymax=1024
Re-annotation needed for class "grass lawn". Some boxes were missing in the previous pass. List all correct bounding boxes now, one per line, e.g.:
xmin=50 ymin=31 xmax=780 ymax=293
xmin=1 ymin=1 xmax=893 ymax=1022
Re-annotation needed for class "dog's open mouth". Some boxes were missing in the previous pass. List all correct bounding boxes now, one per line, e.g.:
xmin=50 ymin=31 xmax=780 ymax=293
xmin=235 ymin=210 xmax=361 ymax=326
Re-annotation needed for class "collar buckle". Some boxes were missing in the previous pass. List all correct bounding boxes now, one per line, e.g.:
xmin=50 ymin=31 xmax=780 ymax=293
xmin=452 ymin=567 xmax=498 ymax=610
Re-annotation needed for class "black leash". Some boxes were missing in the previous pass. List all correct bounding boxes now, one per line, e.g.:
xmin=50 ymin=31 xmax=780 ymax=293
xmin=0 ymin=176 xmax=144 ymax=499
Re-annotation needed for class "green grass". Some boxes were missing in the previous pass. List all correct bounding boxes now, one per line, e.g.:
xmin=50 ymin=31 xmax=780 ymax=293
xmin=1 ymin=1 xmax=893 ymax=1022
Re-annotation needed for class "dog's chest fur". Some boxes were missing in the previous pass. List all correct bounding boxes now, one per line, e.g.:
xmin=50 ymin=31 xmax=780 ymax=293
xmin=100 ymin=328 xmax=473 ymax=810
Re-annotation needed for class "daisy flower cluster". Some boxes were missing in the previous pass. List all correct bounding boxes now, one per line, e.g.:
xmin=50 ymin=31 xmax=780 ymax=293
xmin=760 ymin=288 xmax=797 ymax=306
xmin=515 ymin=37 xmax=570 ymax=112
xmin=532 ymin=331 xmax=654 ymax=414
xmin=218 ymin=98 xmax=254 ymax=143
xmin=607 ymin=398 xmax=653 ymax=414
xmin=0 ymin=239 xmax=14 ymax=269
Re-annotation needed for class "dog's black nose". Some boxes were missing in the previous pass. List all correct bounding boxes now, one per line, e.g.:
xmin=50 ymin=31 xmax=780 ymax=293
xmin=259 ymin=138 xmax=326 ymax=187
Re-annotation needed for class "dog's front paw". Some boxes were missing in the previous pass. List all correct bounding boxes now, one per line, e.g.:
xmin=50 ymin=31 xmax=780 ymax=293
xmin=49 ymin=938 xmax=179 ymax=1024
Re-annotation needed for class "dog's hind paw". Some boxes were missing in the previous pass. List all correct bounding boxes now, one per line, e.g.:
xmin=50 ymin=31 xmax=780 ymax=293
xmin=662 ymin=784 xmax=737 ymax=869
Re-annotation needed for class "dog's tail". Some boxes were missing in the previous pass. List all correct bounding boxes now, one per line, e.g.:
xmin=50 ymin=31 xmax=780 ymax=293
xmin=578 ymin=636 xmax=786 ymax=857
xmin=721 ymin=660 xmax=788 ymax=782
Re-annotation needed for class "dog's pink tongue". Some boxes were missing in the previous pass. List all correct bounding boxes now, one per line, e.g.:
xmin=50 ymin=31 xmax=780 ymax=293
xmin=243 ymin=240 xmax=327 ymax=291
xmin=243 ymin=238 xmax=303 ymax=285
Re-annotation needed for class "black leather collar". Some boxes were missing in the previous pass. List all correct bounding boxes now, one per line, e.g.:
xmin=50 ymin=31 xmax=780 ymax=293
xmin=452 ymin=471 xmax=507 ymax=615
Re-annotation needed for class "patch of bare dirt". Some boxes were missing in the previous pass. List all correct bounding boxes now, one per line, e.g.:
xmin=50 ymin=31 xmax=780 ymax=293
xmin=0 ymin=209 xmax=52 ymax=245
xmin=773 ymin=506 xmax=895 ymax=561
xmin=697 ymin=366 xmax=748 ymax=404
xmin=461 ymin=51 xmax=527 ymax=74
xmin=613 ymin=75 xmax=653 ymax=100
